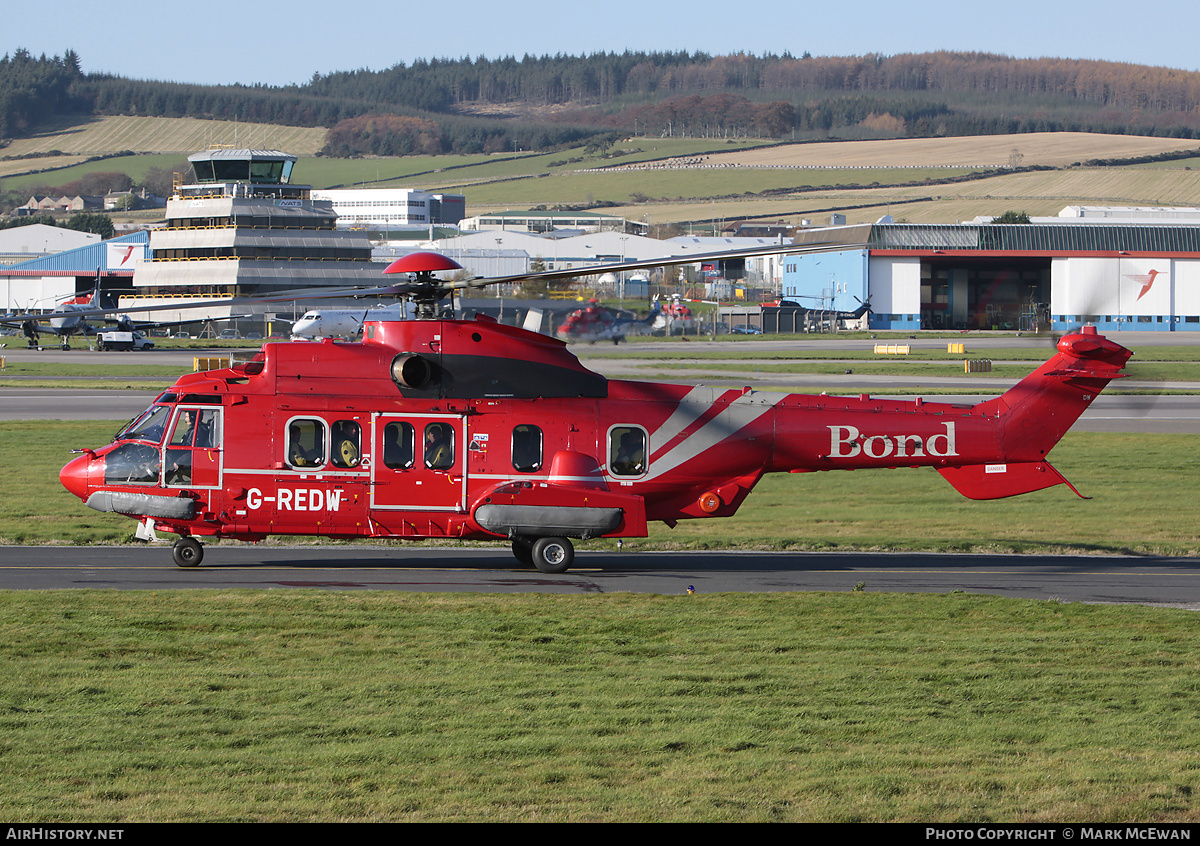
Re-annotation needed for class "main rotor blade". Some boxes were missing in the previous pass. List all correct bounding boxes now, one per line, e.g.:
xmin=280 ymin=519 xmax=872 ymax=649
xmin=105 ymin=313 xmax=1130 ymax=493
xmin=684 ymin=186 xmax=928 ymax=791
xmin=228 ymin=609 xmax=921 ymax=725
xmin=446 ymin=240 xmax=869 ymax=293
xmin=0 ymin=283 xmax=421 ymax=325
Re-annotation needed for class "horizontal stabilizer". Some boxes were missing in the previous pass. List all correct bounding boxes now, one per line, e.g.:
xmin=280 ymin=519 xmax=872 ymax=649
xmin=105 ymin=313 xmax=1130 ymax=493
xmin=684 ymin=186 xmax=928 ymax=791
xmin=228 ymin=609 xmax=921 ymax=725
xmin=937 ymin=461 xmax=1088 ymax=501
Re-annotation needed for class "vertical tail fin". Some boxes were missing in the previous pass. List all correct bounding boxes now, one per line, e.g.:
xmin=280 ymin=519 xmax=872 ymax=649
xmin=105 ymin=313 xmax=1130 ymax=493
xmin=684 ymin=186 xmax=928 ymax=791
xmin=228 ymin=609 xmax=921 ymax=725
xmin=974 ymin=326 xmax=1131 ymax=461
xmin=937 ymin=326 xmax=1131 ymax=500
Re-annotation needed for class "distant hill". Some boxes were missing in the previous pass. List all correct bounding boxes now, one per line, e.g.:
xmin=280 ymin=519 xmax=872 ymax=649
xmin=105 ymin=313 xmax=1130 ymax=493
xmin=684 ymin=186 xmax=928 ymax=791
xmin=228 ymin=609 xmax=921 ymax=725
xmin=6 ymin=49 xmax=1200 ymax=160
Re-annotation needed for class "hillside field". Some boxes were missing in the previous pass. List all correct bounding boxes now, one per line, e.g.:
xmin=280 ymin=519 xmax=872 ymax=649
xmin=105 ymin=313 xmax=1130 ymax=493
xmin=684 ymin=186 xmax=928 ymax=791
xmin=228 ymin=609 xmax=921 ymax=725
xmin=4 ymin=116 xmax=1200 ymax=227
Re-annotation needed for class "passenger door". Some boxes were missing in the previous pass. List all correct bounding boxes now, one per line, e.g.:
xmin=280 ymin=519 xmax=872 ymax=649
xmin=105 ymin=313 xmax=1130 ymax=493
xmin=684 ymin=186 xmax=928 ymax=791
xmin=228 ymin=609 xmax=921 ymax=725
xmin=371 ymin=413 xmax=466 ymax=511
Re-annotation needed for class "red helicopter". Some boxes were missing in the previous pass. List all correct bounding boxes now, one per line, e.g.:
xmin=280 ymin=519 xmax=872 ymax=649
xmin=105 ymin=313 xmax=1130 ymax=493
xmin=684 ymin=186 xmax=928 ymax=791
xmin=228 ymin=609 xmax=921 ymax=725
xmin=555 ymin=298 xmax=659 ymax=344
xmin=58 ymin=250 xmax=1132 ymax=573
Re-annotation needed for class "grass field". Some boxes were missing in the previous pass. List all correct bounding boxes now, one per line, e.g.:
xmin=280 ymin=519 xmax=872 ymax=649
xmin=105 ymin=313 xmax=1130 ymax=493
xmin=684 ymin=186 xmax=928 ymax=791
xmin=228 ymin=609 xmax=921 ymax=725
xmin=3 ymin=589 xmax=1200 ymax=822
xmin=0 ymin=115 xmax=328 ymax=159
xmin=8 ymin=116 xmax=1200 ymax=228
xmin=4 ymin=418 xmax=1199 ymax=822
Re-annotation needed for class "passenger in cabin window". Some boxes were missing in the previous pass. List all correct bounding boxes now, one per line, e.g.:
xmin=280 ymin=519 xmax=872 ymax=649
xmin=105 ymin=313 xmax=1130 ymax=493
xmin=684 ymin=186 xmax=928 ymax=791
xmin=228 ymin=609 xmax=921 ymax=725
xmin=383 ymin=423 xmax=413 ymax=469
xmin=611 ymin=429 xmax=646 ymax=476
xmin=288 ymin=422 xmax=323 ymax=467
xmin=424 ymin=424 xmax=453 ymax=470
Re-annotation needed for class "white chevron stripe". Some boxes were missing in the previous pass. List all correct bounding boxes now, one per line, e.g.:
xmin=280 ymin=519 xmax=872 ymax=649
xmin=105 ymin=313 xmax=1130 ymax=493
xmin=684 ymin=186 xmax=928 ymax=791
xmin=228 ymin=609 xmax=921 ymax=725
xmin=646 ymin=391 xmax=783 ymax=479
xmin=649 ymin=385 xmax=720 ymax=456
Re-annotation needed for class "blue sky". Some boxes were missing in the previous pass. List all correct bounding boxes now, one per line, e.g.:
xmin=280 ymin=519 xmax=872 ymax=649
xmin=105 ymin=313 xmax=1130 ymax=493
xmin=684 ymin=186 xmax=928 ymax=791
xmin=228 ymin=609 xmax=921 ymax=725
xmin=6 ymin=0 xmax=1200 ymax=87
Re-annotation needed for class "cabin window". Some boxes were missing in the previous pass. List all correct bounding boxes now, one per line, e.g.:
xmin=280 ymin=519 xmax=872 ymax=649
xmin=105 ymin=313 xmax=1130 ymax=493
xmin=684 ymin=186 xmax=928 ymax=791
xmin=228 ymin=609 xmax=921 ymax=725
xmin=331 ymin=420 xmax=361 ymax=469
xmin=609 ymin=426 xmax=647 ymax=477
xmin=511 ymin=425 xmax=543 ymax=473
xmin=382 ymin=422 xmax=415 ymax=469
xmin=287 ymin=418 xmax=326 ymax=469
xmin=423 ymin=422 xmax=454 ymax=471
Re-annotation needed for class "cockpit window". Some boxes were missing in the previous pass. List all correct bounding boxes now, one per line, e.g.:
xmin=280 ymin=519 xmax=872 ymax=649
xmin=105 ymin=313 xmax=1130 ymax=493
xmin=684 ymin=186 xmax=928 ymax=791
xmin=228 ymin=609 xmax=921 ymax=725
xmin=104 ymin=442 xmax=161 ymax=485
xmin=116 ymin=405 xmax=173 ymax=444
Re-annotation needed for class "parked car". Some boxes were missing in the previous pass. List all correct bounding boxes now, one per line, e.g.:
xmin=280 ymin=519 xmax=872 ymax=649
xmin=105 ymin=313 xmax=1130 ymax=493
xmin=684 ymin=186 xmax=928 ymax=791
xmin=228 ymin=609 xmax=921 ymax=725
xmin=731 ymin=325 xmax=763 ymax=334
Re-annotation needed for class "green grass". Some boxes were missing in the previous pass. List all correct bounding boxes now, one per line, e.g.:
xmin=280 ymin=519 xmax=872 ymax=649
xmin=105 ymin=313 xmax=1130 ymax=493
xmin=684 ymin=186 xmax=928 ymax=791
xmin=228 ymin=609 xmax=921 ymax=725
xmin=2 ymin=590 xmax=1200 ymax=821
xmin=436 ymin=166 xmax=980 ymax=206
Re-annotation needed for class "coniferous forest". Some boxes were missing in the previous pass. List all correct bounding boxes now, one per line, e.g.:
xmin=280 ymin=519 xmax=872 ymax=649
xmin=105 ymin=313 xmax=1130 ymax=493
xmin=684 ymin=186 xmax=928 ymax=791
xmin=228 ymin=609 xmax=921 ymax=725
xmin=6 ymin=48 xmax=1200 ymax=158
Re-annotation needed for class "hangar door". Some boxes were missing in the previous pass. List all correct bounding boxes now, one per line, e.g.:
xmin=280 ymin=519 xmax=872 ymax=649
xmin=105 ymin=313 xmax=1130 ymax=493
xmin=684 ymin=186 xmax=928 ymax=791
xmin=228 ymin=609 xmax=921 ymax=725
xmin=922 ymin=258 xmax=1050 ymax=331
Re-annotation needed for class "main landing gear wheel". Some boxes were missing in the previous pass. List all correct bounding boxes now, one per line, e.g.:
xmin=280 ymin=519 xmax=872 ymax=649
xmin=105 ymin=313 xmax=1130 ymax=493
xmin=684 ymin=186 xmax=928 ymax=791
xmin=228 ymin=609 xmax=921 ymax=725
xmin=172 ymin=537 xmax=203 ymax=567
xmin=530 ymin=537 xmax=574 ymax=574
xmin=511 ymin=537 xmax=534 ymax=567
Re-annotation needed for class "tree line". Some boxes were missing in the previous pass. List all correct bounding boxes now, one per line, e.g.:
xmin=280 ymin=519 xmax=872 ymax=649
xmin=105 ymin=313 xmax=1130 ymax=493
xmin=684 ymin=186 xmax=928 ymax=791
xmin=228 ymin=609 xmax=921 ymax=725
xmin=7 ymin=48 xmax=1200 ymax=159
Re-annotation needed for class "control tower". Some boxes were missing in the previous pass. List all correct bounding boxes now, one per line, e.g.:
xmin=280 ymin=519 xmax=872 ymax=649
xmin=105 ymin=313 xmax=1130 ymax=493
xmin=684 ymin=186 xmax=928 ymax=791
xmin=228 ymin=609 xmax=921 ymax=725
xmin=133 ymin=149 xmax=390 ymax=303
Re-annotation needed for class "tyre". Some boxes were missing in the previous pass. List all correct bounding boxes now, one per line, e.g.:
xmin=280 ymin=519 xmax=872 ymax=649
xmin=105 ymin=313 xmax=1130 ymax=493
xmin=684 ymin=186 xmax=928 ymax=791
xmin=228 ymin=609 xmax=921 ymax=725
xmin=511 ymin=537 xmax=534 ymax=566
xmin=530 ymin=537 xmax=574 ymax=574
xmin=172 ymin=537 xmax=203 ymax=567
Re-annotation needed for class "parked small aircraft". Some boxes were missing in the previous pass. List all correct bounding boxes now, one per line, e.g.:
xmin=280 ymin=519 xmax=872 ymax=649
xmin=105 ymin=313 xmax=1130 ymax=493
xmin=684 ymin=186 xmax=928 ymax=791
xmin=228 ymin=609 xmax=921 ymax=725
xmin=58 ymin=248 xmax=1132 ymax=574
xmin=1 ymin=289 xmax=121 ymax=349
xmin=287 ymin=302 xmax=417 ymax=339
xmin=1 ymin=289 xmax=202 ymax=349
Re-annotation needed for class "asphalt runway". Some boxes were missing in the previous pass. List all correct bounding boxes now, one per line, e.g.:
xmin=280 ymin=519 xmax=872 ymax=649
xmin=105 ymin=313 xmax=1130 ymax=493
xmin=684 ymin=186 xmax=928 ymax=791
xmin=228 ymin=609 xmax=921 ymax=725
xmin=3 ymin=329 xmax=1196 ymax=364
xmin=3 ymin=545 xmax=1199 ymax=608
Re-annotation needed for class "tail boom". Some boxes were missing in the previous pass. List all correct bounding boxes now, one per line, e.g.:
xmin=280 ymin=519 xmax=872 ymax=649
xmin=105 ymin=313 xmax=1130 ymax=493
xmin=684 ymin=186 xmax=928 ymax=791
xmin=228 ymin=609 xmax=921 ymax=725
xmin=764 ymin=325 xmax=1130 ymax=501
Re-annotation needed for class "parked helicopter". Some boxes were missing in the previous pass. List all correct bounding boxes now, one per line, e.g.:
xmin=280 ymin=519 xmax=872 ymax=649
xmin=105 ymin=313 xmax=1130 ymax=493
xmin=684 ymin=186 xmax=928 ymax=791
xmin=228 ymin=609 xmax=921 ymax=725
xmin=652 ymin=293 xmax=697 ymax=336
xmin=57 ymin=248 xmax=1131 ymax=574
xmin=555 ymin=297 xmax=660 ymax=344
xmin=777 ymin=295 xmax=873 ymax=328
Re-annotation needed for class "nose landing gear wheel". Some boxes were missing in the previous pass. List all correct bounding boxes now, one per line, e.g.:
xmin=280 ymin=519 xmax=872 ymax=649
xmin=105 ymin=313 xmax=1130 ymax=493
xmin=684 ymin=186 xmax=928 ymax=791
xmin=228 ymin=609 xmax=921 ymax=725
xmin=172 ymin=537 xmax=203 ymax=567
xmin=530 ymin=537 xmax=573 ymax=574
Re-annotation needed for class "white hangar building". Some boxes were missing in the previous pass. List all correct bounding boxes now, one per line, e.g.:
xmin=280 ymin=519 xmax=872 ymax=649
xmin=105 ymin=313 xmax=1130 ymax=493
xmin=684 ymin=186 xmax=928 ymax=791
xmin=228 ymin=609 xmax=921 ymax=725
xmin=781 ymin=209 xmax=1200 ymax=333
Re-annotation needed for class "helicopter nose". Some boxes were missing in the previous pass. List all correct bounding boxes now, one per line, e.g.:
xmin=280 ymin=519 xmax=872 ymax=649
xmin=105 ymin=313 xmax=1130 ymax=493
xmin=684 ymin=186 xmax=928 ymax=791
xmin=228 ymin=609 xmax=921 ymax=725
xmin=59 ymin=453 xmax=94 ymax=501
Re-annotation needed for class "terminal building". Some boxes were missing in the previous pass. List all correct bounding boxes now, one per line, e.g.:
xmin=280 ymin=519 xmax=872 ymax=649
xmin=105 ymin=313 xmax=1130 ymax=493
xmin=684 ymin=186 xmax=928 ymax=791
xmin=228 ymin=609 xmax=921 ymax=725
xmin=311 ymin=188 xmax=466 ymax=230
